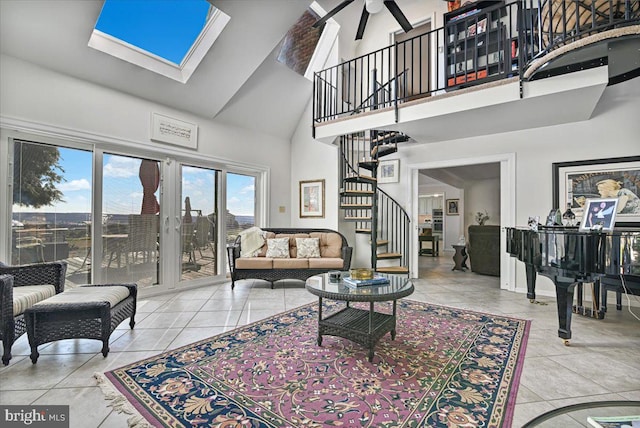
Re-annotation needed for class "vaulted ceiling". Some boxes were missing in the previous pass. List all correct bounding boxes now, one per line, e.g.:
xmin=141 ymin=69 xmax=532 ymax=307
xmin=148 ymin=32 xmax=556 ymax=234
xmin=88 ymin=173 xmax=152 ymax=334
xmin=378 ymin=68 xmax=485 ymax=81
xmin=0 ymin=0 xmax=321 ymax=139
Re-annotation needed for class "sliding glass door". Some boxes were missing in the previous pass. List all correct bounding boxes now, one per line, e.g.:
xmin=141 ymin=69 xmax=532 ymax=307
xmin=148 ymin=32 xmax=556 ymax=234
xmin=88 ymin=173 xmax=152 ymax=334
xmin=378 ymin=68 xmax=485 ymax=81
xmin=11 ymin=140 xmax=93 ymax=286
xmin=179 ymin=164 xmax=218 ymax=282
xmin=4 ymin=133 xmax=264 ymax=295
xmin=101 ymin=153 xmax=161 ymax=289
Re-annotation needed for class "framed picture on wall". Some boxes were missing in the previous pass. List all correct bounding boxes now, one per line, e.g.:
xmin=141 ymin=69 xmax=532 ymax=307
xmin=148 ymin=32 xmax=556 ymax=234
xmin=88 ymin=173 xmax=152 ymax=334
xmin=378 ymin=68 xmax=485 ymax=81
xmin=299 ymin=179 xmax=325 ymax=218
xmin=446 ymin=199 xmax=459 ymax=215
xmin=553 ymin=156 xmax=640 ymax=226
xmin=378 ymin=159 xmax=400 ymax=183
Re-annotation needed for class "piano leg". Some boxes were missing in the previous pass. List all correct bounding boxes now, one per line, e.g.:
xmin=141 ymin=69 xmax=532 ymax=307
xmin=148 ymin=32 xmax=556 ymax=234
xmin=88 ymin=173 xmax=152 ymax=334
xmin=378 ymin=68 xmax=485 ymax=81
xmin=526 ymin=263 xmax=537 ymax=302
xmin=554 ymin=279 xmax=577 ymax=345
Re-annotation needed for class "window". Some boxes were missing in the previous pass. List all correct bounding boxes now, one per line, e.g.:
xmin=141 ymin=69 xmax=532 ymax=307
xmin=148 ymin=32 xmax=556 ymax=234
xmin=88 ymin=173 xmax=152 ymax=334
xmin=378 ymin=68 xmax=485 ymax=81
xmin=89 ymin=0 xmax=230 ymax=83
xmin=226 ymin=173 xmax=256 ymax=245
xmin=11 ymin=140 xmax=93 ymax=285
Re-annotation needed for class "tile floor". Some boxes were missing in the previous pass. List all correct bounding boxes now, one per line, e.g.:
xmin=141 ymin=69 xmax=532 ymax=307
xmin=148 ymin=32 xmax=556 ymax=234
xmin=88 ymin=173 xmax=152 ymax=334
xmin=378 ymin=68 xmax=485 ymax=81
xmin=1 ymin=255 xmax=639 ymax=427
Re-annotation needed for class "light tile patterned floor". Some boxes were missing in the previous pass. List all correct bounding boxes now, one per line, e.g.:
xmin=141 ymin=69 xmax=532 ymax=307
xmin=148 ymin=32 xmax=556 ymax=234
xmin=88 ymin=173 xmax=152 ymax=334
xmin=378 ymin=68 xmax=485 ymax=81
xmin=1 ymin=255 xmax=639 ymax=427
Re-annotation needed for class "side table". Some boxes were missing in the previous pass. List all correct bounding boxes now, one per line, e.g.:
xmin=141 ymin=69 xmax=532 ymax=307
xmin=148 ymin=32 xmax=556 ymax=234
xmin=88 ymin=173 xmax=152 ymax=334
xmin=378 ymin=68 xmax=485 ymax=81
xmin=419 ymin=235 xmax=439 ymax=257
xmin=452 ymin=244 xmax=468 ymax=271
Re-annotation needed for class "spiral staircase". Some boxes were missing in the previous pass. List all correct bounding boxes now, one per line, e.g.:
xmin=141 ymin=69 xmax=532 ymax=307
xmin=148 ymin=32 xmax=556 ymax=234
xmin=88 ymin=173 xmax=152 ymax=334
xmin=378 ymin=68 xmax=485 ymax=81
xmin=339 ymin=130 xmax=411 ymax=274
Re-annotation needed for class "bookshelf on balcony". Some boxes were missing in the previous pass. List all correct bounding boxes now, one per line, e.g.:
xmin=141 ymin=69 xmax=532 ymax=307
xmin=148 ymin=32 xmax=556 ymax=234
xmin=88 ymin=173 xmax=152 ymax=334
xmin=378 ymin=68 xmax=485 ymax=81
xmin=444 ymin=0 xmax=509 ymax=89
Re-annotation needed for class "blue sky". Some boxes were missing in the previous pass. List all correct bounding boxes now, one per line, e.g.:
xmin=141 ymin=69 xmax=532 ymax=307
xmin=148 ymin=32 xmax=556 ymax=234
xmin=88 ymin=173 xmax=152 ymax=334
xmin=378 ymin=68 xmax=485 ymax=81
xmin=14 ymin=148 xmax=255 ymax=217
xmin=95 ymin=0 xmax=211 ymax=64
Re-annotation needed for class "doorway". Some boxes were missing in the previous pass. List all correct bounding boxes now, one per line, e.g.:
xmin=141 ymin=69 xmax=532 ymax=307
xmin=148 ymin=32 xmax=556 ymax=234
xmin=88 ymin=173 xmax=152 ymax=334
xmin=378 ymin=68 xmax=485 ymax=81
xmin=409 ymin=153 xmax=516 ymax=291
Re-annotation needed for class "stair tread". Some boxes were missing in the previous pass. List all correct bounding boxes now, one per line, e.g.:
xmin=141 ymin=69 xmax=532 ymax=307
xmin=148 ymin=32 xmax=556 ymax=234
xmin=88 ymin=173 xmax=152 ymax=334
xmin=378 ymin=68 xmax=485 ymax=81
xmin=376 ymin=266 xmax=409 ymax=273
xmin=345 ymin=175 xmax=376 ymax=183
xmin=341 ymin=203 xmax=372 ymax=208
xmin=377 ymin=252 xmax=402 ymax=259
xmin=371 ymin=132 xmax=399 ymax=144
xmin=371 ymin=145 xmax=398 ymax=158
xmin=341 ymin=190 xmax=374 ymax=195
xmin=345 ymin=216 xmax=372 ymax=221
xmin=355 ymin=228 xmax=371 ymax=234
xmin=373 ymin=240 xmax=389 ymax=246
xmin=358 ymin=160 xmax=379 ymax=171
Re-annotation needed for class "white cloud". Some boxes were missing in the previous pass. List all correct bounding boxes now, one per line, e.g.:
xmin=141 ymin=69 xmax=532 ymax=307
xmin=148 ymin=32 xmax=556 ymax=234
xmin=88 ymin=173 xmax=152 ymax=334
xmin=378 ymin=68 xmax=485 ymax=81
xmin=58 ymin=178 xmax=91 ymax=192
xmin=239 ymin=184 xmax=255 ymax=194
xmin=104 ymin=157 xmax=140 ymax=178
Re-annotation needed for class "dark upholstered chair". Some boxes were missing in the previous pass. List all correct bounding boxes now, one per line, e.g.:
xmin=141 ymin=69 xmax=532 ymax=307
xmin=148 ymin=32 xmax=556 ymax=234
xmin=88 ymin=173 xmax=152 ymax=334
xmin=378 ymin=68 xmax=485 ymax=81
xmin=468 ymin=225 xmax=500 ymax=277
xmin=0 ymin=261 xmax=67 ymax=365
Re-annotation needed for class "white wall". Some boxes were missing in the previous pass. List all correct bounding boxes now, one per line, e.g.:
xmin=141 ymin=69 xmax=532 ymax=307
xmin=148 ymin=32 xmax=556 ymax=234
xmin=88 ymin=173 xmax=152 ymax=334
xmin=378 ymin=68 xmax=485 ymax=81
xmin=463 ymin=177 xmax=501 ymax=234
xmin=0 ymin=55 xmax=293 ymax=227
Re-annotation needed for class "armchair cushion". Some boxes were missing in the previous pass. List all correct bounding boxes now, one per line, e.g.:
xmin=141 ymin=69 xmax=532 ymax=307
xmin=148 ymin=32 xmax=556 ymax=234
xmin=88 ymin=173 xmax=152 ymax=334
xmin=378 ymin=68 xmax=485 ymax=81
xmin=13 ymin=285 xmax=56 ymax=316
xmin=0 ymin=261 xmax=67 ymax=365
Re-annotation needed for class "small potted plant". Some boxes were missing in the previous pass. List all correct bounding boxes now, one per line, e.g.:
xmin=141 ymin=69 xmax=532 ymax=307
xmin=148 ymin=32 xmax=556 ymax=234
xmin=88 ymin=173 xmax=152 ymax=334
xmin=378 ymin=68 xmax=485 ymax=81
xmin=475 ymin=210 xmax=490 ymax=226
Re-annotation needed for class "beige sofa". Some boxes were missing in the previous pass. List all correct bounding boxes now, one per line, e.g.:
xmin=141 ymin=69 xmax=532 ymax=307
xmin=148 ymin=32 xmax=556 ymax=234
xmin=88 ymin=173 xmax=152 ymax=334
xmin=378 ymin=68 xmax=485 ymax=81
xmin=226 ymin=228 xmax=352 ymax=289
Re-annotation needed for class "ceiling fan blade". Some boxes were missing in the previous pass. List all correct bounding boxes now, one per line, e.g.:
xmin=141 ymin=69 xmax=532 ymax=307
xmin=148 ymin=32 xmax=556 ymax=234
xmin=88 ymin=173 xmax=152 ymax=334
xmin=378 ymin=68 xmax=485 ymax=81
xmin=384 ymin=0 xmax=413 ymax=33
xmin=355 ymin=6 xmax=370 ymax=40
xmin=312 ymin=0 xmax=355 ymax=28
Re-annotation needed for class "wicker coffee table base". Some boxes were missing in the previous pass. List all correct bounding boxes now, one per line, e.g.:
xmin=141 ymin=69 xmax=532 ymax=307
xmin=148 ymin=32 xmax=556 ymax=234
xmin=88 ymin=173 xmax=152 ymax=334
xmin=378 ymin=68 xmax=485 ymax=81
xmin=317 ymin=300 xmax=397 ymax=362
xmin=25 ymin=284 xmax=137 ymax=363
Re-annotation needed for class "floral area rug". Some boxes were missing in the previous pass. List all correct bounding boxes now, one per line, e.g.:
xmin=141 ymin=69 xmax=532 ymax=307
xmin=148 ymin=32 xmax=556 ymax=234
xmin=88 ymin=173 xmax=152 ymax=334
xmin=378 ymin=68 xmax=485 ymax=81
xmin=95 ymin=300 xmax=530 ymax=427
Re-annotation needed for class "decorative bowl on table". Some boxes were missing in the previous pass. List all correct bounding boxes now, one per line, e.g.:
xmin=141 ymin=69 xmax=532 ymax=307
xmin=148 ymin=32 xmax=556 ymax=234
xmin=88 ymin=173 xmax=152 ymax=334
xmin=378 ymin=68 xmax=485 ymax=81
xmin=350 ymin=268 xmax=374 ymax=280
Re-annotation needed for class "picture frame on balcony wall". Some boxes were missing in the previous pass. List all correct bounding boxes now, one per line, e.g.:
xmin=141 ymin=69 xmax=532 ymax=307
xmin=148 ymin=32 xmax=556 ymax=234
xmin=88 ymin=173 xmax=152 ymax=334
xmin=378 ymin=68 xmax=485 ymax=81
xmin=378 ymin=159 xmax=400 ymax=183
xmin=552 ymin=156 xmax=640 ymax=227
xmin=300 ymin=179 xmax=325 ymax=218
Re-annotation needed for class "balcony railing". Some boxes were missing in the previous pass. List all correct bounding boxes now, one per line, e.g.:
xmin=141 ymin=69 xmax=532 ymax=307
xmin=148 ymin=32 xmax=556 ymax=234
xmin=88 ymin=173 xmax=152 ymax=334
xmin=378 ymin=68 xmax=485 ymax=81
xmin=313 ymin=0 xmax=640 ymax=124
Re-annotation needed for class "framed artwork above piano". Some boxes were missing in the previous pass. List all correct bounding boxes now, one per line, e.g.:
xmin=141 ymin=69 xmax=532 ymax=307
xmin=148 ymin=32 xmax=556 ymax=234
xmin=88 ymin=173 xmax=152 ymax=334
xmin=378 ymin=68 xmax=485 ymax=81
xmin=552 ymin=155 xmax=640 ymax=227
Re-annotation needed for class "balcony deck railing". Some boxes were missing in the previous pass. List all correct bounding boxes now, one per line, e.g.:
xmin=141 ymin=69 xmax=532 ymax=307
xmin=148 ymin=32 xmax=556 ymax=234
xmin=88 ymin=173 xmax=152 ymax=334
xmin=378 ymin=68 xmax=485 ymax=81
xmin=313 ymin=0 xmax=639 ymax=125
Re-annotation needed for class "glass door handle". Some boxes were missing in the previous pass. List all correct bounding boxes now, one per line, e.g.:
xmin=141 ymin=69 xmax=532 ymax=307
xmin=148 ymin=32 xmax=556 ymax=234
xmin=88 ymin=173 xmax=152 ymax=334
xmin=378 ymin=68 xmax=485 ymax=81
xmin=175 ymin=216 xmax=182 ymax=231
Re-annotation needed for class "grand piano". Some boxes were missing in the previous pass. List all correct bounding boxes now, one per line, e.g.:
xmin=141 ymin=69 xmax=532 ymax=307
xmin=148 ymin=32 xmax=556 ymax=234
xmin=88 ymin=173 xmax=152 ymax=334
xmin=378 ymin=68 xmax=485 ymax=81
xmin=506 ymin=226 xmax=639 ymax=344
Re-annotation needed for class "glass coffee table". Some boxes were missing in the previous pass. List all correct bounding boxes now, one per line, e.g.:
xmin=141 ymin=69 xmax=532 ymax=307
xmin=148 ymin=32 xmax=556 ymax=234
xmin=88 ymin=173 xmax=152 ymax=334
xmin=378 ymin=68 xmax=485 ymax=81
xmin=305 ymin=273 xmax=414 ymax=362
xmin=522 ymin=400 xmax=640 ymax=427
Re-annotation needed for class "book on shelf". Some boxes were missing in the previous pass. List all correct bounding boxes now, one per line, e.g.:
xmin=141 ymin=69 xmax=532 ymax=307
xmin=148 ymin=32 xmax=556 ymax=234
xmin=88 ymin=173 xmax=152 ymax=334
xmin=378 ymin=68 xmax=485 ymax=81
xmin=587 ymin=415 xmax=640 ymax=428
xmin=343 ymin=275 xmax=390 ymax=287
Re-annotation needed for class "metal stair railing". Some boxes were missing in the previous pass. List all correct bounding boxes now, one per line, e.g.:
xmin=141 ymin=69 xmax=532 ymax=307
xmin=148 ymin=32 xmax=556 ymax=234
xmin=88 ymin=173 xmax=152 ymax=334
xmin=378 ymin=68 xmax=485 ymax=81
xmin=339 ymin=134 xmax=410 ymax=274
xmin=313 ymin=0 xmax=640 ymax=124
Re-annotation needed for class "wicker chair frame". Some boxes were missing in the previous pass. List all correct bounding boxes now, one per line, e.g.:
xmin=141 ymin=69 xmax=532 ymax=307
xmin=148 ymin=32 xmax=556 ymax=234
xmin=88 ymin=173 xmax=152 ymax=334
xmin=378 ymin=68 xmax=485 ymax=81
xmin=24 ymin=283 xmax=137 ymax=364
xmin=227 ymin=228 xmax=353 ymax=289
xmin=0 ymin=261 xmax=67 ymax=365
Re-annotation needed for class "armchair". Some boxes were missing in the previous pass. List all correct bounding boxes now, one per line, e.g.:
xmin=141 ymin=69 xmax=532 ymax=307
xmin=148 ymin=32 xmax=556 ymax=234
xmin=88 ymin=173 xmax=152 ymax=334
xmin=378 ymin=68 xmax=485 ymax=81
xmin=0 ymin=261 xmax=67 ymax=365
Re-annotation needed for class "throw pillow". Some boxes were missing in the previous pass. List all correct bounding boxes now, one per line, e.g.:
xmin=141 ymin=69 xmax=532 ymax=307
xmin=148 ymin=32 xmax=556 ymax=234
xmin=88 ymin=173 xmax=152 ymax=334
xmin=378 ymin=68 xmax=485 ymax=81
xmin=266 ymin=237 xmax=290 ymax=258
xmin=296 ymin=237 xmax=321 ymax=258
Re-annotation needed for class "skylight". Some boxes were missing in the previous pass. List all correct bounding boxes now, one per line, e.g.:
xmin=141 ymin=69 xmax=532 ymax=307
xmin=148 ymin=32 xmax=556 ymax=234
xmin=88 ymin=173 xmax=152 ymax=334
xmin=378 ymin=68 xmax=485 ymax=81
xmin=89 ymin=0 xmax=230 ymax=83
